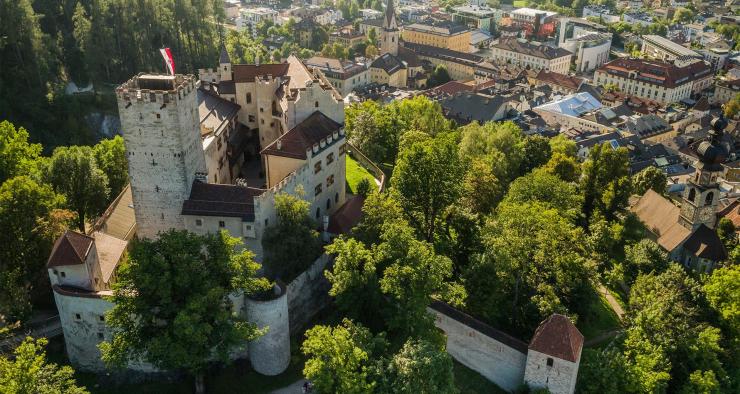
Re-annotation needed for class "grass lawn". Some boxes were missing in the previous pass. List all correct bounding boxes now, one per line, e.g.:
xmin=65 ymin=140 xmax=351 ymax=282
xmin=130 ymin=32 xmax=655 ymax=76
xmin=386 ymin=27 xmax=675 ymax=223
xmin=346 ymin=154 xmax=378 ymax=195
xmin=45 ymin=336 xmax=304 ymax=394
xmin=453 ymin=360 xmax=508 ymax=394
xmin=512 ymin=0 xmax=528 ymax=7
xmin=576 ymin=292 xmax=622 ymax=341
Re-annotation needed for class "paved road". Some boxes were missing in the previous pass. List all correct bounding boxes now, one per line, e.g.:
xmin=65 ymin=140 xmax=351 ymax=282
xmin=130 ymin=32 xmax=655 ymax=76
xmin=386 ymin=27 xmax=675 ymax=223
xmin=269 ymin=380 xmax=306 ymax=394
xmin=598 ymin=284 xmax=625 ymax=320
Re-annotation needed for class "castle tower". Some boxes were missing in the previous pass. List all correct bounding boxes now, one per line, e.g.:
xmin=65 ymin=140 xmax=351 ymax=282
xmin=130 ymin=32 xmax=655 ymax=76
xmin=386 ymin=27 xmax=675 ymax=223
xmin=219 ymin=45 xmax=232 ymax=82
xmin=116 ymin=74 xmax=207 ymax=239
xmin=245 ymin=282 xmax=290 ymax=376
xmin=679 ymin=116 xmax=728 ymax=230
xmin=381 ymin=0 xmax=399 ymax=56
xmin=524 ymin=315 xmax=584 ymax=394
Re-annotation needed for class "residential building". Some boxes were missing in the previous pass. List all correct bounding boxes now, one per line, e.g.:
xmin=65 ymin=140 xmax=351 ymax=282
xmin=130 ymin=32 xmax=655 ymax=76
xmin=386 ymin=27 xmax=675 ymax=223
xmin=369 ymin=52 xmax=408 ymax=87
xmin=439 ymin=91 xmax=513 ymax=124
xmin=360 ymin=8 xmax=383 ymax=20
xmin=402 ymin=20 xmax=472 ymax=53
xmin=593 ymin=57 xmax=713 ymax=104
xmin=491 ymin=38 xmax=572 ymax=75
xmin=534 ymin=70 xmax=584 ymax=94
xmin=328 ymin=30 xmax=367 ymax=48
xmin=622 ymin=12 xmax=653 ymax=27
xmin=641 ymin=35 xmax=701 ymax=61
xmin=555 ymin=18 xmax=611 ymax=72
xmin=315 ymin=9 xmax=342 ymax=25
xmin=304 ymin=56 xmax=370 ymax=96
xmin=237 ymin=7 xmax=279 ymax=37
xmin=712 ymin=77 xmax=740 ymax=105
xmin=403 ymin=42 xmax=485 ymax=81
xmin=582 ymin=5 xmax=620 ymax=23
xmin=508 ymin=8 xmax=558 ymax=38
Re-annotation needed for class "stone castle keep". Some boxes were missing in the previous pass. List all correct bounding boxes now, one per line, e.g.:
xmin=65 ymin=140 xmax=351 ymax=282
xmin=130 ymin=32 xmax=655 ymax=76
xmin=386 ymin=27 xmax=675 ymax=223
xmin=45 ymin=52 xmax=583 ymax=393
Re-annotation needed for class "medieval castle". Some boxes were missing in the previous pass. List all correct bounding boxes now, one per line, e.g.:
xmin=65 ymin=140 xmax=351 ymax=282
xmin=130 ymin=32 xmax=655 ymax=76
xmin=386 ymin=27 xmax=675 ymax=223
xmin=45 ymin=17 xmax=584 ymax=393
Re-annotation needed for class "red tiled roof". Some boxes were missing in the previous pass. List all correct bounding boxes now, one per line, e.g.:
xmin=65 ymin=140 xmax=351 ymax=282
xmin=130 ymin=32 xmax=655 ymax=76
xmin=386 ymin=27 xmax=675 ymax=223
xmin=528 ymin=314 xmax=584 ymax=362
xmin=427 ymin=81 xmax=475 ymax=96
xmin=535 ymin=70 xmax=584 ymax=92
xmin=47 ymin=231 xmax=94 ymax=268
xmin=328 ymin=196 xmax=365 ymax=234
xmin=597 ymin=58 xmax=712 ymax=88
xmin=232 ymin=63 xmax=290 ymax=83
xmin=261 ymin=111 xmax=343 ymax=160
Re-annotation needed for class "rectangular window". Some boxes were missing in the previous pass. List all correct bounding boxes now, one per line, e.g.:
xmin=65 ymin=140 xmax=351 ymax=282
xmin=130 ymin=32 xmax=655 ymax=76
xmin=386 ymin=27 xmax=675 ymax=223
xmin=547 ymin=357 xmax=554 ymax=367
xmin=99 ymin=315 xmax=105 ymax=322
xmin=60 ymin=271 xmax=66 ymax=278
xmin=75 ymin=313 xmax=81 ymax=320
xmin=248 ymin=115 xmax=255 ymax=123
xmin=326 ymin=152 xmax=335 ymax=165
xmin=196 ymin=219 xmax=203 ymax=226
xmin=315 ymin=184 xmax=322 ymax=196
xmin=314 ymin=161 xmax=322 ymax=173
xmin=327 ymin=174 xmax=335 ymax=186
xmin=219 ymin=220 xmax=226 ymax=228
xmin=97 ymin=332 xmax=104 ymax=340
xmin=339 ymin=144 xmax=347 ymax=155
xmin=246 ymin=93 xmax=252 ymax=103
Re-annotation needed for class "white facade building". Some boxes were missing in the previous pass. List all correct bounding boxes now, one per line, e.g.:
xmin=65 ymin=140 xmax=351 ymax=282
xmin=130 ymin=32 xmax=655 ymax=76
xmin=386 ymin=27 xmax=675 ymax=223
xmin=237 ymin=7 xmax=279 ymax=37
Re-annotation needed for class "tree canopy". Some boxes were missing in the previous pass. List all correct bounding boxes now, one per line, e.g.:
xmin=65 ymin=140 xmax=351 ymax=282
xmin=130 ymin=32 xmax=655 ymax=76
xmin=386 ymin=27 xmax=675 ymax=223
xmin=100 ymin=230 xmax=270 ymax=392
xmin=0 ymin=337 xmax=88 ymax=394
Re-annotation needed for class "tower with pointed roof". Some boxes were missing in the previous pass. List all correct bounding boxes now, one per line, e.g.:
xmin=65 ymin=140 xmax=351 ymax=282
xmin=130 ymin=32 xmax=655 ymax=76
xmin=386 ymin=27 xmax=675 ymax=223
xmin=380 ymin=0 xmax=399 ymax=56
xmin=523 ymin=314 xmax=584 ymax=394
xmin=219 ymin=45 xmax=232 ymax=81
xmin=679 ymin=116 xmax=728 ymax=230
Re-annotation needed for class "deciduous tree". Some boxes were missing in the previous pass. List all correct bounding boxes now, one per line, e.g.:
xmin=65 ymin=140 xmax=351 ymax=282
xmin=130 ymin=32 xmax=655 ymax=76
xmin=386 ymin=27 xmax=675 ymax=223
xmin=0 ymin=337 xmax=88 ymax=394
xmin=632 ymin=166 xmax=667 ymax=196
xmin=385 ymin=339 xmax=456 ymax=394
xmin=93 ymin=135 xmax=128 ymax=202
xmin=45 ymin=145 xmax=109 ymax=231
xmin=100 ymin=230 xmax=270 ymax=394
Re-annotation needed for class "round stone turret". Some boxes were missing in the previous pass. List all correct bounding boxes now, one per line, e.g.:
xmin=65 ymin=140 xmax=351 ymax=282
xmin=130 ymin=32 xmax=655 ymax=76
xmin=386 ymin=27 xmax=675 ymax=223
xmin=245 ymin=281 xmax=290 ymax=376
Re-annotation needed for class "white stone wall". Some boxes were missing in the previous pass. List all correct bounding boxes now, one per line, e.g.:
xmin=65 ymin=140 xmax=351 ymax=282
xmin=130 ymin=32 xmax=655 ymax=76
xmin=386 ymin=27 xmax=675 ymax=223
xmin=429 ymin=307 xmax=527 ymax=392
xmin=117 ymin=77 xmax=207 ymax=239
xmin=286 ymin=254 xmax=332 ymax=332
xmin=53 ymin=291 xmax=116 ymax=372
xmin=246 ymin=286 xmax=290 ymax=376
xmin=286 ymin=81 xmax=345 ymax=131
xmin=523 ymin=349 xmax=580 ymax=394
xmin=49 ymin=264 xmax=91 ymax=290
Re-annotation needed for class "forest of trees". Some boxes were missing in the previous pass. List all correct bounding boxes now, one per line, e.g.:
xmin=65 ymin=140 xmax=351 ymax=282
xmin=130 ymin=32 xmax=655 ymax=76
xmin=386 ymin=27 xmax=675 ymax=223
xmin=309 ymin=96 xmax=740 ymax=393
xmin=1 ymin=0 xmax=225 ymax=149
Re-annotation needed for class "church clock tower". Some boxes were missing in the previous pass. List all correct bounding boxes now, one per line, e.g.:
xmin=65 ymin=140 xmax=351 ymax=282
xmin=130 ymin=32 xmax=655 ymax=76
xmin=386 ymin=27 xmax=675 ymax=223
xmin=679 ymin=116 xmax=728 ymax=230
xmin=381 ymin=0 xmax=399 ymax=56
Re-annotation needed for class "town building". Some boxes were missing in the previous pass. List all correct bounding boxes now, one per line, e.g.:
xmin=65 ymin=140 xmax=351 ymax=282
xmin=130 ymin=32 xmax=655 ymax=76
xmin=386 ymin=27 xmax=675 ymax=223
xmin=491 ymin=38 xmax=572 ymax=75
xmin=304 ymin=56 xmax=370 ymax=96
xmin=508 ymin=8 xmax=558 ymax=38
xmin=534 ymin=70 xmax=584 ymax=94
xmin=630 ymin=117 xmax=730 ymax=272
xmin=451 ymin=4 xmax=496 ymax=32
xmin=641 ymin=35 xmax=702 ymax=61
xmin=556 ymin=18 xmax=612 ymax=73
xmin=402 ymin=20 xmax=472 ymax=53
xmin=582 ymin=5 xmax=620 ymax=23
xmin=237 ymin=7 xmax=279 ymax=37
xmin=533 ymin=92 xmax=614 ymax=133
xmin=712 ymin=77 xmax=740 ymax=105
xmin=593 ymin=57 xmax=713 ymax=104
xmin=622 ymin=12 xmax=654 ymax=27
xmin=328 ymin=30 xmax=367 ymax=48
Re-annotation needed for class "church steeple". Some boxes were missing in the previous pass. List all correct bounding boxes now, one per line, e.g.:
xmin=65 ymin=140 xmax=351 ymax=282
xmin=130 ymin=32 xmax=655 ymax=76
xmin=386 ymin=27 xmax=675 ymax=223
xmin=679 ymin=116 xmax=728 ymax=230
xmin=381 ymin=0 xmax=399 ymax=56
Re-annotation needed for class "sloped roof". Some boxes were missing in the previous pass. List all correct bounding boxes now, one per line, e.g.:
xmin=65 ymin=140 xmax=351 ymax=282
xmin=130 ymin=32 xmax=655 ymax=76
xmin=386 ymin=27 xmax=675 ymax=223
xmin=198 ymin=88 xmax=240 ymax=135
xmin=535 ymin=70 xmax=584 ymax=92
xmin=219 ymin=46 xmax=231 ymax=64
xmin=370 ymin=53 xmax=406 ymax=74
xmin=493 ymin=38 xmax=572 ymax=60
xmin=328 ymin=196 xmax=365 ymax=234
xmin=682 ymin=224 xmax=727 ymax=261
xmin=47 ymin=231 xmax=94 ymax=268
xmin=528 ymin=314 xmax=584 ymax=362
xmin=630 ymin=189 xmax=690 ymax=252
xmin=261 ymin=111 xmax=343 ymax=160
xmin=181 ymin=181 xmax=261 ymax=220
xmin=441 ymin=92 xmax=508 ymax=124
xmin=597 ymin=58 xmax=712 ymax=88
xmin=92 ymin=231 xmax=127 ymax=283
xmin=232 ymin=63 xmax=290 ymax=83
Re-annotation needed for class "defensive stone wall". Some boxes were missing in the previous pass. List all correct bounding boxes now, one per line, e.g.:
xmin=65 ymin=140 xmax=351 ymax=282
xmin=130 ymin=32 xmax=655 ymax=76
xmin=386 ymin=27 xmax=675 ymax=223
xmin=286 ymin=254 xmax=333 ymax=333
xmin=429 ymin=301 xmax=529 ymax=392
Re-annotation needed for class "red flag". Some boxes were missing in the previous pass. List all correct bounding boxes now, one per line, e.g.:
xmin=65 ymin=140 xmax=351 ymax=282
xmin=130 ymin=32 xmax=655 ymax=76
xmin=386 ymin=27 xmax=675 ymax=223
xmin=160 ymin=48 xmax=175 ymax=75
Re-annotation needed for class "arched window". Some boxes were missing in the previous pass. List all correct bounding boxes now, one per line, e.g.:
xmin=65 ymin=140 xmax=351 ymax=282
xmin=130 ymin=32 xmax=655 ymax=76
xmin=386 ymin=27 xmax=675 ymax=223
xmin=688 ymin=188 xmax=696 ymax=203
xmin=705 ymin=192 xmax=714 ymax=206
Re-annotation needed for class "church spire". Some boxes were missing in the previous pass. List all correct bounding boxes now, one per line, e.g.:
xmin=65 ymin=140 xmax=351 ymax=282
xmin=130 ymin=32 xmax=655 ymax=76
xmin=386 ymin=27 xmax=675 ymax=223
xmin=384 ymin=0 xmax=397 ymax=30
